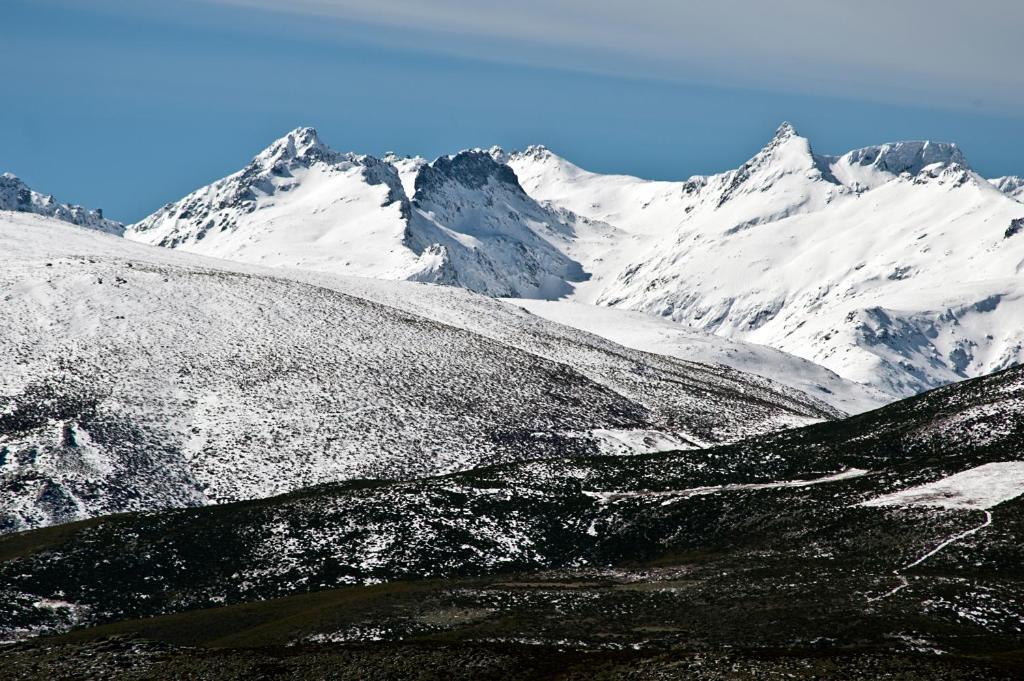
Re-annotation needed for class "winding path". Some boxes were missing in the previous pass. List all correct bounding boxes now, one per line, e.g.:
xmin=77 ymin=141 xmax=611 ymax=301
xmin=870 ymin=509 xmax=993 ymax=602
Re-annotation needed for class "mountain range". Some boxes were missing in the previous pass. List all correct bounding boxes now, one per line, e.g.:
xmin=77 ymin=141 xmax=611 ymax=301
xmin=118 ymin=124 xmax=1024 ymax=400
xmin=6 ymin=125 xmax=1023 ymax=402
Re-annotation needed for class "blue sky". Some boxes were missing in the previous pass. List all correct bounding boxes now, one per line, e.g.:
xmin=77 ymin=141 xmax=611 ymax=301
xmin=3 ymin=0 xmax=1023 ymax=222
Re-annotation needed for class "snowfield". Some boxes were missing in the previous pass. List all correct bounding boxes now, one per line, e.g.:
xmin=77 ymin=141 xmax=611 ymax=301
xmin=0 ymin=211 xmax=833 ymax=533
xmin=507 ymin=298 xmax=889 ymax=414
xmin=861 ymin=462 xmax=1024 ymax=510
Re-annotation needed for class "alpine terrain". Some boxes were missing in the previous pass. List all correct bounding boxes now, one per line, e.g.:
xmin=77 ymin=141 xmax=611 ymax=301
xmin=2 ymin=120 xmax=1023 ymax=680
xmin=0 ymin=211 xmax=833 ymax=534
xmin=2 ymin=352 xmax=1022 ymax=678
xmin=125 ymin=124 xmax=1024 ymax=403
xmin=0 ymin=173 xmax=124 ymax=235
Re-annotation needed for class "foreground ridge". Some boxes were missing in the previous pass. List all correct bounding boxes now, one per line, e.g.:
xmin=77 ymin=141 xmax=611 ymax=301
xmin=0 ymin=211 xmax=833 ymax=534
xmin=1 ymin=360 xmax=1021 ymax=677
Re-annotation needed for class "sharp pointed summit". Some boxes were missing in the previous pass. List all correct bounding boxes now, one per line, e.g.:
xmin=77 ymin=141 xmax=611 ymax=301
xmin=127 ymin=127 xmax=409 ymax=266
xmin=255 ymin=126 xmax=331 ymax=165
xmin=774 ymin=121 xmax=799 ymax=139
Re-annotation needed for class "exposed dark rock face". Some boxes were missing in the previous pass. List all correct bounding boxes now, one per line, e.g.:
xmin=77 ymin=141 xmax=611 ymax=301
xmin=1005 ymin=217 xmax=1023 ymax=238
xmin=415 ymin=150 xmax=524 ymax=194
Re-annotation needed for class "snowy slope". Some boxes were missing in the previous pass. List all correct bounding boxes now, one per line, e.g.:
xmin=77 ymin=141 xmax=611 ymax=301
xmin=127 ymin=128 xmax=418 ymax=278
xmin=0 ymin=211 xmax=834 ymax=533
xmin=503 ymin=144 xmax=700 ymax=301
xmin=505 ymin=144 xmax=702 ymax=239
xmin=128 ymin=130 xmax=592 ymax=298
xmin=507 ymin=298 xmax=890 ymax=414
xmin=509 ymin=125 xmax=1024 ymax=398
xmin=861 ymin=461 xmax=1024 ymax=510
xmin=0 ymin=173 xmax=123 ymax=235
xmin=326 ymin=275 xmax=839 ymax=440
xmin=125 ymin=124 xmax=1024 ymax=398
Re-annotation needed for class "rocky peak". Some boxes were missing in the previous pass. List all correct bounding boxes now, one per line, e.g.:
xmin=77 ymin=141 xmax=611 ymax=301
xmin=519 ymin=144 xmax=553 ymax=159
xmin=714 ymin=122 xmax=822 ymax=206
xmin=911 ymin=161 xmax=978 ymax=189
xmin=253 ymin=126 xmax=338 ymax=169
xmin=773 ymin=121 xmax=799 ymax=140
xmin=839 ymin=141 xmax=967 ymax=177
xmin=485 ymin=146 xmax=509 ymax=164
xmin=745 ymin=122 xmax=818 ymax=174
xmin=415 ymin=150 xmax=525 ymax=196
xmin=0 ymin=172 xmax=123 ymax=235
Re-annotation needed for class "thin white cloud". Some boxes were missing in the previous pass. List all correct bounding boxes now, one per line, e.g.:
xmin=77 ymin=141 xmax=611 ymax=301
xmin=191 ymin=1 xmax=1024 ymax=111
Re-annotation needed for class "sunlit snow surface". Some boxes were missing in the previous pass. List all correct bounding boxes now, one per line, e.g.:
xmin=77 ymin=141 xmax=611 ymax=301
xmin=0 ymin=211 xmax=833 ymax=532
xmin=861 ymin=462 xmax=1024 ymax=510
xmin=508 ymin=298 xmax=889 ymax=414
xmin=508 ymin=129 xmax=1024 ymax=399
xmin=126 ymin=125 xmax=1024 ymax=401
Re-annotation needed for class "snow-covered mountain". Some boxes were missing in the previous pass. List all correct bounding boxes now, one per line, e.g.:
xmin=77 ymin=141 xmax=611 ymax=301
xmin=128 ymin=128 xmax=590 ymax=298
xmin=0 ymin=211 xmax=835 ymax=533
xmin=991 ymin=175 xmax=1024 ymax=202
xmin=402 ymin=150 xmax=588 ymax=297
xmin=508 ymin=125 xmax=1024 ymax=398
xmin=0 ymin=172 xmax=123 ymax=235
xmin=128 ymin=128 xmax=416 ymax=278
xmin=127 ymin=124 xmax=1024 ymax=399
